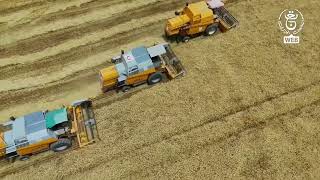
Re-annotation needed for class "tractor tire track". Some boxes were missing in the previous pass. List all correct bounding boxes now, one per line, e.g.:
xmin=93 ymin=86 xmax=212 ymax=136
xmin=35 ymin=0 xmax=128 ymax=24
xmin=0 ymin=0 xmax=45 ymax=15
xmin=0 ymin=20 xmax=163 ymax=81
xmin=0 ymin=68 xmax=97 ymax=111
xmin=3 ymin=0 xmax=127 ymax=33
xmin=0 ymin=0 xmax=182 ymax=58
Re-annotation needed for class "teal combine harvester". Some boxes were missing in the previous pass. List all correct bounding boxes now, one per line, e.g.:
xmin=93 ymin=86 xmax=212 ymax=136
xmin=0 ymin=100 xmax=100 ymax=162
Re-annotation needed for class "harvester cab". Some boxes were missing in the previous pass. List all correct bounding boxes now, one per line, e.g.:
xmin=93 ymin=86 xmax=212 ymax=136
xmin=165 ymin=0 xmax=238 ymax=42
xmin=99 ymin=43 xmax=186 ymax=93
xmin=0 ymin=100 xmax=99 ymax=162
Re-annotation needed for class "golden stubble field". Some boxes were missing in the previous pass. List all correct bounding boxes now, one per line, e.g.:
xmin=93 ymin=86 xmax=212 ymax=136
xmin=0 ymin=0 xmax=319 ymax=179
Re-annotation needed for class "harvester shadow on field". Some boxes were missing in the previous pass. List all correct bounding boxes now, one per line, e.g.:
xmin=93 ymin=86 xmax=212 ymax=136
xmin=162 ymin=30 xmax=224 ymax=44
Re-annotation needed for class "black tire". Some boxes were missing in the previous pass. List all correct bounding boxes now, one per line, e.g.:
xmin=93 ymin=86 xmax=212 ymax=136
xmin=50 ymin=138 xmax=72 ymax=152
xmin=6 ymin=157 xmax=16 ymax=163
xmin=148 ymin=72 xmax=164 ymax=85
xmin=19 ymin=155 xmax=30 ymax=161
xmin=182 ymin=36 xmax=191 ymax=43
xmin=205 ymin=24 xmax=219 ymax=36
xmin=121 ymin=85 xmax=131 ymax=92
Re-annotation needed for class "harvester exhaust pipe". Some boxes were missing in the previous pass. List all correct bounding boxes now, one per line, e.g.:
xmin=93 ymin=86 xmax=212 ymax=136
xmin=121 ymin=50 xmax=124 ymax=55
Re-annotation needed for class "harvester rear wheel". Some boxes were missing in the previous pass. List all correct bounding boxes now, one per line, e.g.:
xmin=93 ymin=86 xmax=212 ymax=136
xmin=181 ymin=36 xmax=191 ymax=43
xmin=19 ymin=155 xmax=30 ymax=161
xmin=205 ymin=24 xmax=219 ymax=36
xmin=6 ymin=157 xmax=16 ymax=163
xmin=148 ymin=72 xmax=164 ymax=85
xmin=121 ymin=85 xmax=131 ymax=92
xmin=50 ymin=138 xmax=72 ymax=152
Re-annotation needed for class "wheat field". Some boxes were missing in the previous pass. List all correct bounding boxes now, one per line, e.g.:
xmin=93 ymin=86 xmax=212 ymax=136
xmin=0 ymin=0 xmax=319 ymax=179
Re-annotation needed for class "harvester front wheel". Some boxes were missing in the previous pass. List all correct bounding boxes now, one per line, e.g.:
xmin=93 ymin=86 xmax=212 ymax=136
xmin=148 ymin=72 xmax=164 ymax=85
xmin=121 ymin=85 xmax=131 ymax=92
xmin=181 ymin=36 xmax=190 ymax=43
xmin=205 ymin=24 xmax=219 ymax=36
xmin=19 ymin=155 xmax=30 ymax=161
xmin=50 ymin=138 xmax=72 ymax=152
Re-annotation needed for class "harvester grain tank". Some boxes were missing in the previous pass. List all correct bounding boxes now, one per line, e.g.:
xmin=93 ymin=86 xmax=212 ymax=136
xmin=165 ymin=0 xmax=238 ymax=42
xmin=0 ymin=100 xmax=99 ymax=162
xmin=99 ymin=43 xmax=186 ymax=92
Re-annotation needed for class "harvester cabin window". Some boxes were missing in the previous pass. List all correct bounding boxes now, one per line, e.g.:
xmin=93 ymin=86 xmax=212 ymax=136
xmin=151 ymin=56 xmax=161 ymax=68
xmin=14 ymin=138 xmax=29 ymax=148
xmin=128 ymin=65 xmax=139 ymax=76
